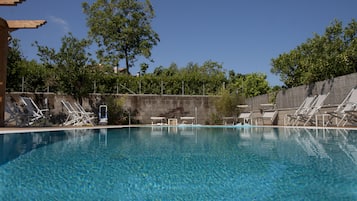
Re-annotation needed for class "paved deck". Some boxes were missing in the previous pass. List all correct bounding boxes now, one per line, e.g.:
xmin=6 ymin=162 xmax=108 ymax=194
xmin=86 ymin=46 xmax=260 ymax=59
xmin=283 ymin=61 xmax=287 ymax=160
xmin=0 ymin=125 xmax=131 ymax=134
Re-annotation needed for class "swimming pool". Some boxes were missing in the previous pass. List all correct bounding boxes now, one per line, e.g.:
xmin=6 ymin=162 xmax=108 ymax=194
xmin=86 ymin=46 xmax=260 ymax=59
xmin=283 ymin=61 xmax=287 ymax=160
xmin=1 ymin=126 xmax=357 ymax=200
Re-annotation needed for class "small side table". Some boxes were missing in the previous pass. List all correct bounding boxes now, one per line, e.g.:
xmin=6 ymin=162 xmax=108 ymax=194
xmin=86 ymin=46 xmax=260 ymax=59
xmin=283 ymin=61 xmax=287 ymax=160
xmin=168 ymin=118 xmax=178 ymax=126
xmin=315 ymin=114 xmax=330 ymax=127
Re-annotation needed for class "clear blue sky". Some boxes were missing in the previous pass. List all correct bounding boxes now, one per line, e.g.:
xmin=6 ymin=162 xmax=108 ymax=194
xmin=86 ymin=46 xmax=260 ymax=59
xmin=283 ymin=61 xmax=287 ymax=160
xmin=1 ymin=0 xmax=356 ymax=86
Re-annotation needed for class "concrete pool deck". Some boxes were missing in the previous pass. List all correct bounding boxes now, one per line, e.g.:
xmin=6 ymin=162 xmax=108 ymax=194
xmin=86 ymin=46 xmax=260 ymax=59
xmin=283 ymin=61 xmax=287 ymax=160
xmin=0 ymin=125 xmax=131 ymax=134
xmin=1 ymin=124 xmax=356 ymax=134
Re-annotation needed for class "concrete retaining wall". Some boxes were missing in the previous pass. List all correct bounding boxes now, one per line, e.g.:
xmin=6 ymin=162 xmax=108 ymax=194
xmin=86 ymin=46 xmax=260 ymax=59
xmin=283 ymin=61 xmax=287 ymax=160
xmin=246 ymin=72 xmax=357 ymax=125
xmin=115 ymin=94 xmax=218 ymax=124
xmin=5 ymin=93 xmax=218 ymax=125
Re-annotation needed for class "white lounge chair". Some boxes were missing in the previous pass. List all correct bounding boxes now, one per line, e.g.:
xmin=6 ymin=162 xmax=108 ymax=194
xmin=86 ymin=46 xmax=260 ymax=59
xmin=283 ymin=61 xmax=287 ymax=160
xmin=326 ymin=87 xmax=357 ymax=126
xmin=237 ymin=105 xmax=252 ymax=124
xmin=237 ymin=112 xmax=252 ymax=124
xmin=20 ymin=96 xmax=48 ymax=125
xmin=61 ymin=100 xmax=83 ymax=126
xmin=256 ymin=104 xmax=277 ymax=125
xmin=180 ymin=116 xmax=195 ymax=125
xmin=285 ymin=95 xmax=317 ymax=126
xmin=259 ymin=110 xmax=278 ymax=125
xmin=74 ymin=102 xmax=95 ymax=126
xmin=150 ymin=116 xmax=166 ymax=125
xmin=294 ymin=93 xmax=329 ymax=126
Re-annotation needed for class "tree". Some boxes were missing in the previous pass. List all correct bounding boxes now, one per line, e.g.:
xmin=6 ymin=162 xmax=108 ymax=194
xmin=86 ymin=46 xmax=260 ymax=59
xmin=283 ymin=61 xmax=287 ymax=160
xmin=140 ymin=62 xmax=148 ymax=75
xmin=7 ymin=39 xmax=52 ymax=92
xmin=271 ymin=19 xmax=357 ymax=88
xmin=7 ymin=38 xmax=25 ymax=91
xmin=229 ymin=73 xmax=270 ymax=98
xmin=214 ymin=88 xmax=244 ymax=118
xmin=82 ymin=0 xmax=160 ymax=74
xmin=34 ymin=33 xmax=95 ymax=100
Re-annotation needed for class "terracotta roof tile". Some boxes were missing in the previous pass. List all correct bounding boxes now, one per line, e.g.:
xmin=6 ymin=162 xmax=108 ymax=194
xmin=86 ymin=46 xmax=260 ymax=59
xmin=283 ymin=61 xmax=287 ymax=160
xmin=0 ymin=0 xmax=25 ymax=6
xmin=6 ymin=20 xmax=46 ymax=31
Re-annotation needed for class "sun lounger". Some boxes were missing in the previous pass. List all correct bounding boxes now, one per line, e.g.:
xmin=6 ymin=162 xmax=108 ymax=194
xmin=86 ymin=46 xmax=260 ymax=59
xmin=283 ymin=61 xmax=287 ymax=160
xmin=4 ymin=100 xmax=24 ymax=126
xmin=255 ymin=104 xmax=277 ymax=125
xmin=61 ymin=101 xmax=95 ymax=126
xmin=61 ymin=100 xmax=82 ymax=126
xmin=285 ymin=95 xmax=317 ymax=126
xmin=326 ymin=87 xmax=357 ymax=126
xmin=237 ymin=112 xmax=252 ymax=124
xmin=294 ymin=93 xmax=329 ymax=126
xmin=74 ymin=102 xmax=95 ymax=126
xmin=150 ymin=116 xmax=166 ymax=125
xmin=180 ymin=116 xmax=195 ymax=125
xmin=237 ymin=105 xmax=252 ymax=124
xmin=20 ymin=96 xmax=48 ymax=126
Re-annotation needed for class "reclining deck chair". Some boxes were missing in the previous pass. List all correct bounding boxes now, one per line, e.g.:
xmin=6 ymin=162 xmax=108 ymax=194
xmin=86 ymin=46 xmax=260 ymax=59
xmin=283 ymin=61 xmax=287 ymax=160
xmin=326 ymin=87 xmax=357 ymax=126
xmin=237 ymin=105 xmax=252 ymax=125
xmin=74 ymin=102 xmax=95 ymax=126
xmin=61 ymin=100 xmax=83 ymax=126
xmin=255 ymin=104 xmax=278 ymax=125
xmin=20 ymin=96 xmax=48 ymax=126
xmin=286 ymin=95 xmax=317 ymax=126
xmin=259 ymin=110 xmax=278 ymax=125
xmin=294 ymin=93 xmax=329 ymax=126
xmin=5 ymin=100 xmax=24 ymax=126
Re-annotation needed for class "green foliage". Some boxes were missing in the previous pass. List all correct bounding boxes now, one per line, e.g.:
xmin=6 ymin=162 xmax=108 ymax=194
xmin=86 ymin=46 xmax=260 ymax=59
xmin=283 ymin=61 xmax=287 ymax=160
xmin=82 ymin=0 xmax=159 ymax=74
xmin=7 ymin=39 xmax=25 ymax=91
xmin=7 ymin=39 xmax=57 ymax=92
xmin=271 ymin=19 xmax=357 ymax=88
xmin=214 ymin=88 xmax=244 ymax=118
xmin=105 ymin=95 xmax=128 ymax=125
xmin=34 ymin=33 xmax=95 ymax=100
xmin=228 ymin=72 xmax=270 ymax=98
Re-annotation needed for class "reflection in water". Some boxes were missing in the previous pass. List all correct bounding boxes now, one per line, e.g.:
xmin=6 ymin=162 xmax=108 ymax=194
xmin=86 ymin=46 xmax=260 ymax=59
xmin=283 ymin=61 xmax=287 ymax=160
xmin=1 ymin=127 xmax=357 ymax=200
xmin=237 ymin=127 xmax=357 ymax=167
xmin=99 ymin=128 xmax=108 ymax=147
xmin=0 ymin=129 xmax=96 ymax=165
xmin=337 ymin=129 xmax=357 ymax=165
xmin=2 ymin=127 xmax=357 ymax=168
xmin=293 ymin=128 xmax=331 ymax=159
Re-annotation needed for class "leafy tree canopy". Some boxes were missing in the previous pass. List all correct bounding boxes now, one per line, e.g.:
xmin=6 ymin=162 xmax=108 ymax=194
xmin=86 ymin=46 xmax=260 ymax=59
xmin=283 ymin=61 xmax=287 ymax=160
xmin=82 ymin=0 xmax=159 ymax=74
xmin=34 ymin=33 xmax=96 ymax=100
xmin=271 ymin=19 xmax=357 ymax=88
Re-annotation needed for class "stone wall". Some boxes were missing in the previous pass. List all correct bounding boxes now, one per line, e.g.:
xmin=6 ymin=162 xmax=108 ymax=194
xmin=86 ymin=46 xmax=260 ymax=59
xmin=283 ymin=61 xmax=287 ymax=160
xmin=109 ymin=94 xmax=218 ymax=124
xmin=5 ymin=93 xmax=218 ymax=125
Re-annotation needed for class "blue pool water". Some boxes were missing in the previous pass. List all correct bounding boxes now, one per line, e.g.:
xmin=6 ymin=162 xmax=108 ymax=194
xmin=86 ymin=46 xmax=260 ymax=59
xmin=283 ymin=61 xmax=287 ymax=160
xmin=1 ymin=126 xmax=357 ymax=200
